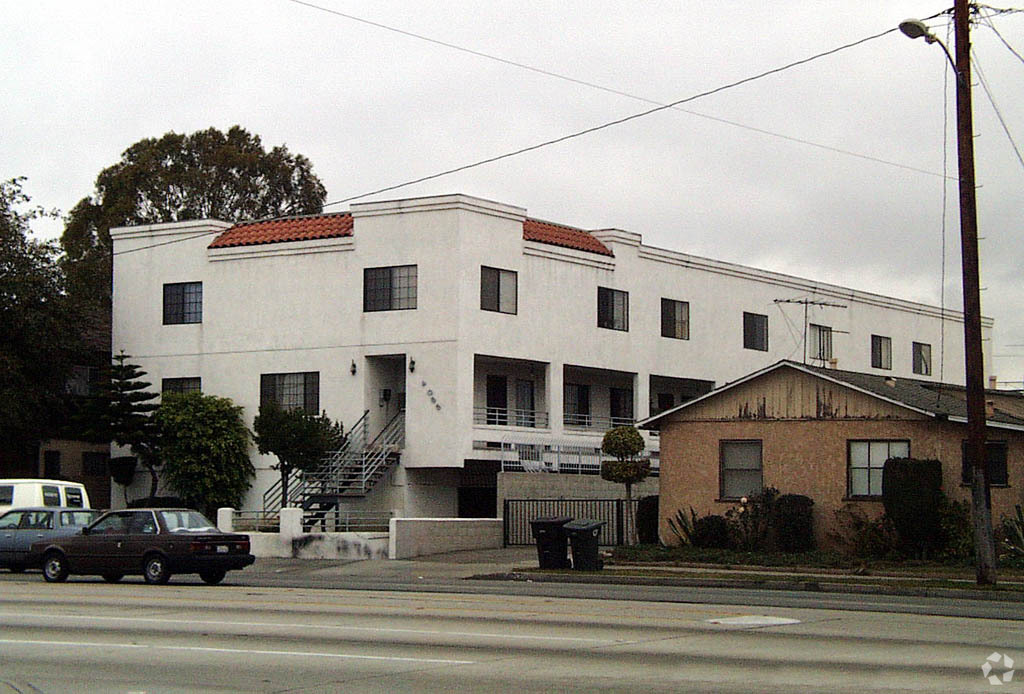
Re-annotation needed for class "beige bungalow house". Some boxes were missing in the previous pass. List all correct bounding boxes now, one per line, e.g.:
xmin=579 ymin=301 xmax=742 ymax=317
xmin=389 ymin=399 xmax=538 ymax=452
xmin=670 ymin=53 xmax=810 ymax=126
xmin=638 ymin=360 xmax=1024 ymax=546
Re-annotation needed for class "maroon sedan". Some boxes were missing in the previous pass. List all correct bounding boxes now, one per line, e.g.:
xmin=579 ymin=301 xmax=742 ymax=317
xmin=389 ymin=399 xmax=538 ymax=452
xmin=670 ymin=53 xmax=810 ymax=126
xmin=30 ymin=508 xmax=254 ymax=585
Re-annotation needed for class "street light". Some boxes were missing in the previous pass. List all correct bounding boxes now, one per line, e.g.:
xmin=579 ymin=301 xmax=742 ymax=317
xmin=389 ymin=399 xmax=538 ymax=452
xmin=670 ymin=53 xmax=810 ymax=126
xmin=901 ymin=4 xmax=997 ymax=586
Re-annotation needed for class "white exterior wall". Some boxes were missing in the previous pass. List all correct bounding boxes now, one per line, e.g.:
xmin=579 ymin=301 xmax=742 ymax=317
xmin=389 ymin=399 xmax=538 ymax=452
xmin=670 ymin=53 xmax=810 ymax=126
xmin=111 ymin=194 xmax=991 ymax=514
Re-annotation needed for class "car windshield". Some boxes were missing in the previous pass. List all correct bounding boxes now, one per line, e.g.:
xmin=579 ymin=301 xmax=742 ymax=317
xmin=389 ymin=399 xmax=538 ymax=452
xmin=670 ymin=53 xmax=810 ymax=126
xmin=159 ymin=510 xmax=218 ymax=532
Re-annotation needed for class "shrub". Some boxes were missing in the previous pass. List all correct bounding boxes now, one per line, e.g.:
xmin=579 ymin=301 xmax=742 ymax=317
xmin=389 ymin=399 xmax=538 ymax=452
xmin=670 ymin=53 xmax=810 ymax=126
xmin=668 ymin=507 xmax=698 ymax=546
xmin=1002 ymin=505 xmax=1024 ymax=559
xmin=828 ymin=504 xmax=901 ymax=559
xmin=772 ymin=494 xmax=815 ymax=552
xmin=937 ymin=496 xmax=973 ymax=561
xmin=636 ymin=495 xmax=660 ymax=544
xmin=692 ymin=514 xmax=733 ymax=549
xmin=725 ymin=487 xmax=779 ymax=551
xmin=882 ymin=457 xmax=943 ymax=558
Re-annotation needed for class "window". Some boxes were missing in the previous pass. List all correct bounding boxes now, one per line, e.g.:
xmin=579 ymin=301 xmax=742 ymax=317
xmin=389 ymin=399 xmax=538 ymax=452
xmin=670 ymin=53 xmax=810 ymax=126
xmin=163 ymin=282 xmax=202 ymax=324
xmin=41 ymin=485 xmax=61 ymax=506
xmin=961 ymin=441 xmax=1008 ymax=486
xmin=913 ymin=342 xmax=932 ymax=376
xmin=364 ymin=265 xmax=417 ymax=311
xmin=0 ymin=512 xmax=23 ymax=530
xmin=82 ymin=452 xmax=108 ymax=476
xmin=66 ymin=365 xmax=99 ymax=397
xmin=0 ymin=485 xmax=12 ymax=505
xmin=809 ymin=324 xmax=833 ymax=362
xmin=654 ymin=392 xmax=674 ymax=416
xmin=848 ymin=440 xmax=909 ymax=497
xmin=162 ymin=377 xmax=201 ymax=395
xmin=871 ymin=335 xmax=892 ymax=370
xmin=91 ymin=512 xmax=130 ymax=534
xmin=661 ymin=298 xmax=690 ymax=340
xmin=64 ymin=488 xmax=84 ymax=508
xmin=743 ymin=312 xmax=768 ymax=351
xmin=43 ymin=450 xmax=60 ymax=479
xmin=720 ymin=440 xmax=763 ymax=499
xmin=609 ymin=387 xmax=634 ymax=425
xmin=597 ymin=287 xmax=629 ymax=331
xmin=564 ymin=383 xmax=591 ymax=426
xmin=481 ymin=266 xmax=517 ymax=314
xmin=515 ymin=379 xmax=535 ymax=427
xmin=260 ymin=372 xmax=319 ymax=414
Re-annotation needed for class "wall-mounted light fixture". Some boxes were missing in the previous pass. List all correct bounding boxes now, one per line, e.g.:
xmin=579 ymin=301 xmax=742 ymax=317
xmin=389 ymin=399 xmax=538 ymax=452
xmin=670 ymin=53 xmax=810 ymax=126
xmin=350 ymin=360 xmax=357 ymax=375
xmin=409 ymin=358 xmax=416 ymax=373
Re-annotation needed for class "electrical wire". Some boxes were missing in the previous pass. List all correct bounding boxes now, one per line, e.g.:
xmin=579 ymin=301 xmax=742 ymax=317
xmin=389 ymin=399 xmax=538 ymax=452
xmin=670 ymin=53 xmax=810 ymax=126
xmin=972 ymin=50 xmax=1024 ymax=171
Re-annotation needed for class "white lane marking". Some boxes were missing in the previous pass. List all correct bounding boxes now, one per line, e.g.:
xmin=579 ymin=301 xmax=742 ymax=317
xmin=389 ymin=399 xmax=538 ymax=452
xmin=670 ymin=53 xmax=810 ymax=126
xmin=0 ymin=638 xmax=473 ymax=665
xmin=706 ymin=615 xmax=801 ymax=627
xmin=0 ymin=612 xmax=617 ymax=644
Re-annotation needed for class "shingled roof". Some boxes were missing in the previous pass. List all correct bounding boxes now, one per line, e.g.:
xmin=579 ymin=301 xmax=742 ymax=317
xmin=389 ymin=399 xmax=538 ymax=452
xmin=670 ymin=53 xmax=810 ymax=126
xmin=208 ymin=213 xmax=353 ymax=248
xmin=208 ymin=211 xmax=613 ymax=256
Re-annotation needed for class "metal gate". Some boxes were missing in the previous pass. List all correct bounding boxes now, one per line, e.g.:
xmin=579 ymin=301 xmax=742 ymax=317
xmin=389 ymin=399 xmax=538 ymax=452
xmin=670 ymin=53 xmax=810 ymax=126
xmin=503 ymin=498 xmax=637 ymax=547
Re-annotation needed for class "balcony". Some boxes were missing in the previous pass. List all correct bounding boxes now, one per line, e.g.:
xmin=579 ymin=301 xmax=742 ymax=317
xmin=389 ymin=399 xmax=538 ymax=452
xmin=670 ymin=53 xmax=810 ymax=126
xmin=563 ymin=413 xmax=634 ymax=431
xmin=473 ymin=407 xmax=550 ymax=429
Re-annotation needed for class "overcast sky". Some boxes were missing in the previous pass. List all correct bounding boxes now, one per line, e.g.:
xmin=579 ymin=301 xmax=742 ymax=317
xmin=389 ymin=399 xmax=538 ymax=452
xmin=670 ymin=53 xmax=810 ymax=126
xmin=4 ymin=1 xmax=1023 ymax=385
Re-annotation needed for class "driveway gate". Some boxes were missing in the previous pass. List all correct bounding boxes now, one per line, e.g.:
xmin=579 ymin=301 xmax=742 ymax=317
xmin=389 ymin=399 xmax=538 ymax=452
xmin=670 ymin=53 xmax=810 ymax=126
xmin=503 ymin=498 xmax=638 ymax=547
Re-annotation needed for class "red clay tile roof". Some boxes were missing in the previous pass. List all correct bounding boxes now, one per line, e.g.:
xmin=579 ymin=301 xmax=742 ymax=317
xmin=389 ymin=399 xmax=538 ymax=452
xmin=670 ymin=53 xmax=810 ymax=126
xmin=209 ymin=213 xmax=353 ymax=248
xmin=522 ymin=218 xmax=613 ymax=257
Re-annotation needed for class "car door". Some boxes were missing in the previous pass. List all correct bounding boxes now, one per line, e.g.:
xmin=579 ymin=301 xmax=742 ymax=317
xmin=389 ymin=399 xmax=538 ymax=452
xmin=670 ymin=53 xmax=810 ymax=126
xmin=122 ymin=511 xmax=160 ymax=571
xmin=0 ymin=511 xmax=27 ymax=566
xmin=72 ymin=512 xmax=130 ymax=573
xmin=14 ymin=511 xmax=55 ymax=562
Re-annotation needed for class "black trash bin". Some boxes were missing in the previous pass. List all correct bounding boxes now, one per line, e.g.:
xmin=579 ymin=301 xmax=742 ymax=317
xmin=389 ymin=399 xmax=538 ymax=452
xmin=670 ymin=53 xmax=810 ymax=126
xmin=564 ymin=519 xmax=605 ymax=571
xmin=529 ymin=516 xmax=572 ymax=569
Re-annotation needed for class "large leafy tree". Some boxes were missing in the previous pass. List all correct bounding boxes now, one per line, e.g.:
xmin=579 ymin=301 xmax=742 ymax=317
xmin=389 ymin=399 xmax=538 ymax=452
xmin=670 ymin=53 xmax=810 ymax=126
xmin=0 ymin=178 xmax=79 ymax=450
xmin=155 ymin=392 xmax=253 ymax=516
xmin=60 ymin=125 xmax=327 ymax=306
xmin=253 ymin=402 xmax=344 ymax=507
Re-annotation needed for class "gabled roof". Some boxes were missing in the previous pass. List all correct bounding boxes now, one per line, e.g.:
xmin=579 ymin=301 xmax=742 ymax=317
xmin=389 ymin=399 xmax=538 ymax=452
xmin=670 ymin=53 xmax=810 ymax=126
xmin=523 ymin=218 xmax=613 ymax=256
xmin=208 ymin=213 xmax=353 ymax=248
xmin=638 ymin=360 xmax=1024 ymax=432
xmin=208 ymin=210 xmax=615 ymax=256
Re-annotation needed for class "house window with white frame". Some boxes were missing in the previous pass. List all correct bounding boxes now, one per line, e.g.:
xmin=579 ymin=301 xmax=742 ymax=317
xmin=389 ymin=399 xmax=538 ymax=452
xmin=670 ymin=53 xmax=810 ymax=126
xmin=720 ymin=440 xmax=763 ymax=499
xmin=848 ymin=439 xmax=909 ymax=497
xmin=913 ymin=341 xmax=932 ymax=376
xmin=661 ymin=298 xmax=690 ymax=340
xmin=481 ymin=266 xmax=517 ymax=314
xmin=260 ymin=372 xmax=319 ymax=414
xmin=871 ymin=334 xmax=892 ymax=370
xmin=364 ymin=265 xmax=417 ymax=312
xmin=809 ymin=324 xmax=832 ymax=362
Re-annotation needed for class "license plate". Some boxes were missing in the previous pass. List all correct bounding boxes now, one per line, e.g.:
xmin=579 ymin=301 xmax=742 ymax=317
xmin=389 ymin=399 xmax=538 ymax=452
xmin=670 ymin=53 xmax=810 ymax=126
xmin=216 ymin=545 xmax=228 ymax=553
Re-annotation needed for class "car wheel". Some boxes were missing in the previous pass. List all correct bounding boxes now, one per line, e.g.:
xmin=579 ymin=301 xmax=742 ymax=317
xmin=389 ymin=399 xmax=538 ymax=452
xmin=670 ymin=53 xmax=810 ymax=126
xmin=143 ymin=554 xmax=171 ymax=585
xmin=42 ymin=552 xmax=69 ymax=583
xmin=101 ymin=573 xmax=123 ymax=583
xmin=199 ymin=569 xmax=226 ymax=585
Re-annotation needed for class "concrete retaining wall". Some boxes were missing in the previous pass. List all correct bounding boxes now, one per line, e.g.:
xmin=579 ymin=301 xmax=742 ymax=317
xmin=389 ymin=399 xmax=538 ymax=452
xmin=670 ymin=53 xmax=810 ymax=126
xmin=389 ymin=518 xmax=503 ymax=559
xmin=218 ymin=507 xmax=389 ymax=560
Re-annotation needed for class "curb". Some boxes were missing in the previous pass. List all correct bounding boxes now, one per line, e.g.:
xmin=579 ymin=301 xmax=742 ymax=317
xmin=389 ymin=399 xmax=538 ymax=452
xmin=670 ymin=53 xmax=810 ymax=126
xmin=469 ymin=571 xmax=1024 ymax=602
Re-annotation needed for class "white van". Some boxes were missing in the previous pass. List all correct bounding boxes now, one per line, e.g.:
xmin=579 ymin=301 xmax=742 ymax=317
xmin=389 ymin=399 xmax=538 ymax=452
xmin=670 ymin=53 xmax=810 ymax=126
xmin=0 ymin=479 xmax=91 ymax=515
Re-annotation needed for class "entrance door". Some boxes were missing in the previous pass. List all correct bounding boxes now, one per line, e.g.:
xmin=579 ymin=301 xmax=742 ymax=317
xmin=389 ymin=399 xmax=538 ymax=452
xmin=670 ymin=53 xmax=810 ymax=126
xmin=486 ymin=375 xmax=508 ymax=425
xmin=515 ymin=379 xmax=535 ymax=427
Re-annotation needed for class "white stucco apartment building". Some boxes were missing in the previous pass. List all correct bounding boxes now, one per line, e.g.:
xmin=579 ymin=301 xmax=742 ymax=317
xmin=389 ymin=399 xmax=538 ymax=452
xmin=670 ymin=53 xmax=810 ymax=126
xmin=110 ymin=193 xmax=991 ymax=518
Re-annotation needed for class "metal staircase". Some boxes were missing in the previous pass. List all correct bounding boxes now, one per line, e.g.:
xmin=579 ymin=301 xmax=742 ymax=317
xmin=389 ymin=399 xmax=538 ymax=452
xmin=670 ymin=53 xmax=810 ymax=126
xmin=261 ymin=409 xmax=404 ymax=522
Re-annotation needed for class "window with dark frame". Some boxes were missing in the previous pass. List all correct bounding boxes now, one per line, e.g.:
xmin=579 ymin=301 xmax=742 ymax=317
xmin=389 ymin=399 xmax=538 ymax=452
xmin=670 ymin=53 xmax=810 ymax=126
xmin=163 ymin=282 xmax=203 ymax=324
xmin=260 ymin=372 xmax=320 ymax=414
xmin=564 ymin=383 xmax=591 ymax=426
xmin=847 ymin=439 xmax=909 ymax=497
xmin=363 ymin=265 xmax=417 ymax=312
xmin=609 ymin=387 xmax=634 ymax=424
xmin=162 ymin=377 xmax=201 ymax=395
xmin=913 ymin=341 xmax=932 ymax=376
xmin=597 ymin=287 xmax=629 ymax=331
xmin=720 ymin=440 xmax=763 ymax=499
xmin=809 ymin=324 xmax=833 ymax=361
xmin=961 ymin=440 xmax=1008 ymax=486
xmin=871 ymin=334 xmax=892 ymax=370
xmin=481 ymin=266 xmax=517 ymax=314
xmin=742 ymin=312 xmax=768 ymax=351
xmin=661 ymin=298 xmax=690 ymax=340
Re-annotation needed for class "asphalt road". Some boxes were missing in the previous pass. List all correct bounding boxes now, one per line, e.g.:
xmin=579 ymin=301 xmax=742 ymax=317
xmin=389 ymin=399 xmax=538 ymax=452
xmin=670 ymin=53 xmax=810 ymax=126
xmin=0 ymin=577 xmax=1020 ymax=693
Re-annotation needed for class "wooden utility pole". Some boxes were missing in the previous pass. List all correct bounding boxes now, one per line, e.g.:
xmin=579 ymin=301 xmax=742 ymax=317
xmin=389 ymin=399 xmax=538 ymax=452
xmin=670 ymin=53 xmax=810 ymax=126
xmin=952 ymin=0 xmax=996 ymax=585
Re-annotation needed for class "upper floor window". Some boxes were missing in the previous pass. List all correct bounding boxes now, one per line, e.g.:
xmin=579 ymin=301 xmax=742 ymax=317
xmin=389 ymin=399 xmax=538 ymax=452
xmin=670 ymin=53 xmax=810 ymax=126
xmin=597 ymin=287 xmax=629 ymax=331
xmin=720 ymin=440 xmax=763 ymax=500
xmin=743 ymin=312 xmax=768 ymax=351
xmin=848 ymin=439 xmax=909 ymax=497
xmin=481 ymin=266 xmax=517 ymax=314
xmin=961 ymin=440 xmax=1008 ymax=486
xmin=162 ymin=377 xmax=201 ymax=395
xmin=661 ymin=298 xmax=690 ymax=340
xmin=163 ymin=282 xmax=202 ymax=324
xmin=809 ymin=324 xmax=832 ymax=362
xmin=871 ymin=334 xmax=892 ymax=370
xmin=913 ymin=342 xmax=932 ymax=376
xmin=260 ymin=371 xmax=319 ymax=414
xmin=364 ymin=265 xmax=417 ymax=312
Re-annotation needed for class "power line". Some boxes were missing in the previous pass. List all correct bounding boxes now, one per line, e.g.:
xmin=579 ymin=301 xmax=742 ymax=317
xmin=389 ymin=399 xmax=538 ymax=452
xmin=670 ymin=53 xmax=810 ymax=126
xmin=321 ymin=27 xmax=902 ymax=208
xmin=972 ymin=50 xmax=1024 ymax=171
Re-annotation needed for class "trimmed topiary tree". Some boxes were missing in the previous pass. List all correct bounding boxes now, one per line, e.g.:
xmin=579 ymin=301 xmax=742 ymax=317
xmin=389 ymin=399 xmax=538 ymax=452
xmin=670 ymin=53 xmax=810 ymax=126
xmin=601 ymin=426 xmax=649 ymax=545
xmin=882 ymin=457 xmax=943 ymax=558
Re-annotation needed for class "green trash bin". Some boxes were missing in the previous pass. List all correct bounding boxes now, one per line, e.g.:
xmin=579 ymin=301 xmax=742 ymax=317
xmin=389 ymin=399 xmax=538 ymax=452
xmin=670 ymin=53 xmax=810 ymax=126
xmin=564 ymin=519 xmax=605 ymax=571
xmin=530 ymin=516 xmax=572 ymax=569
